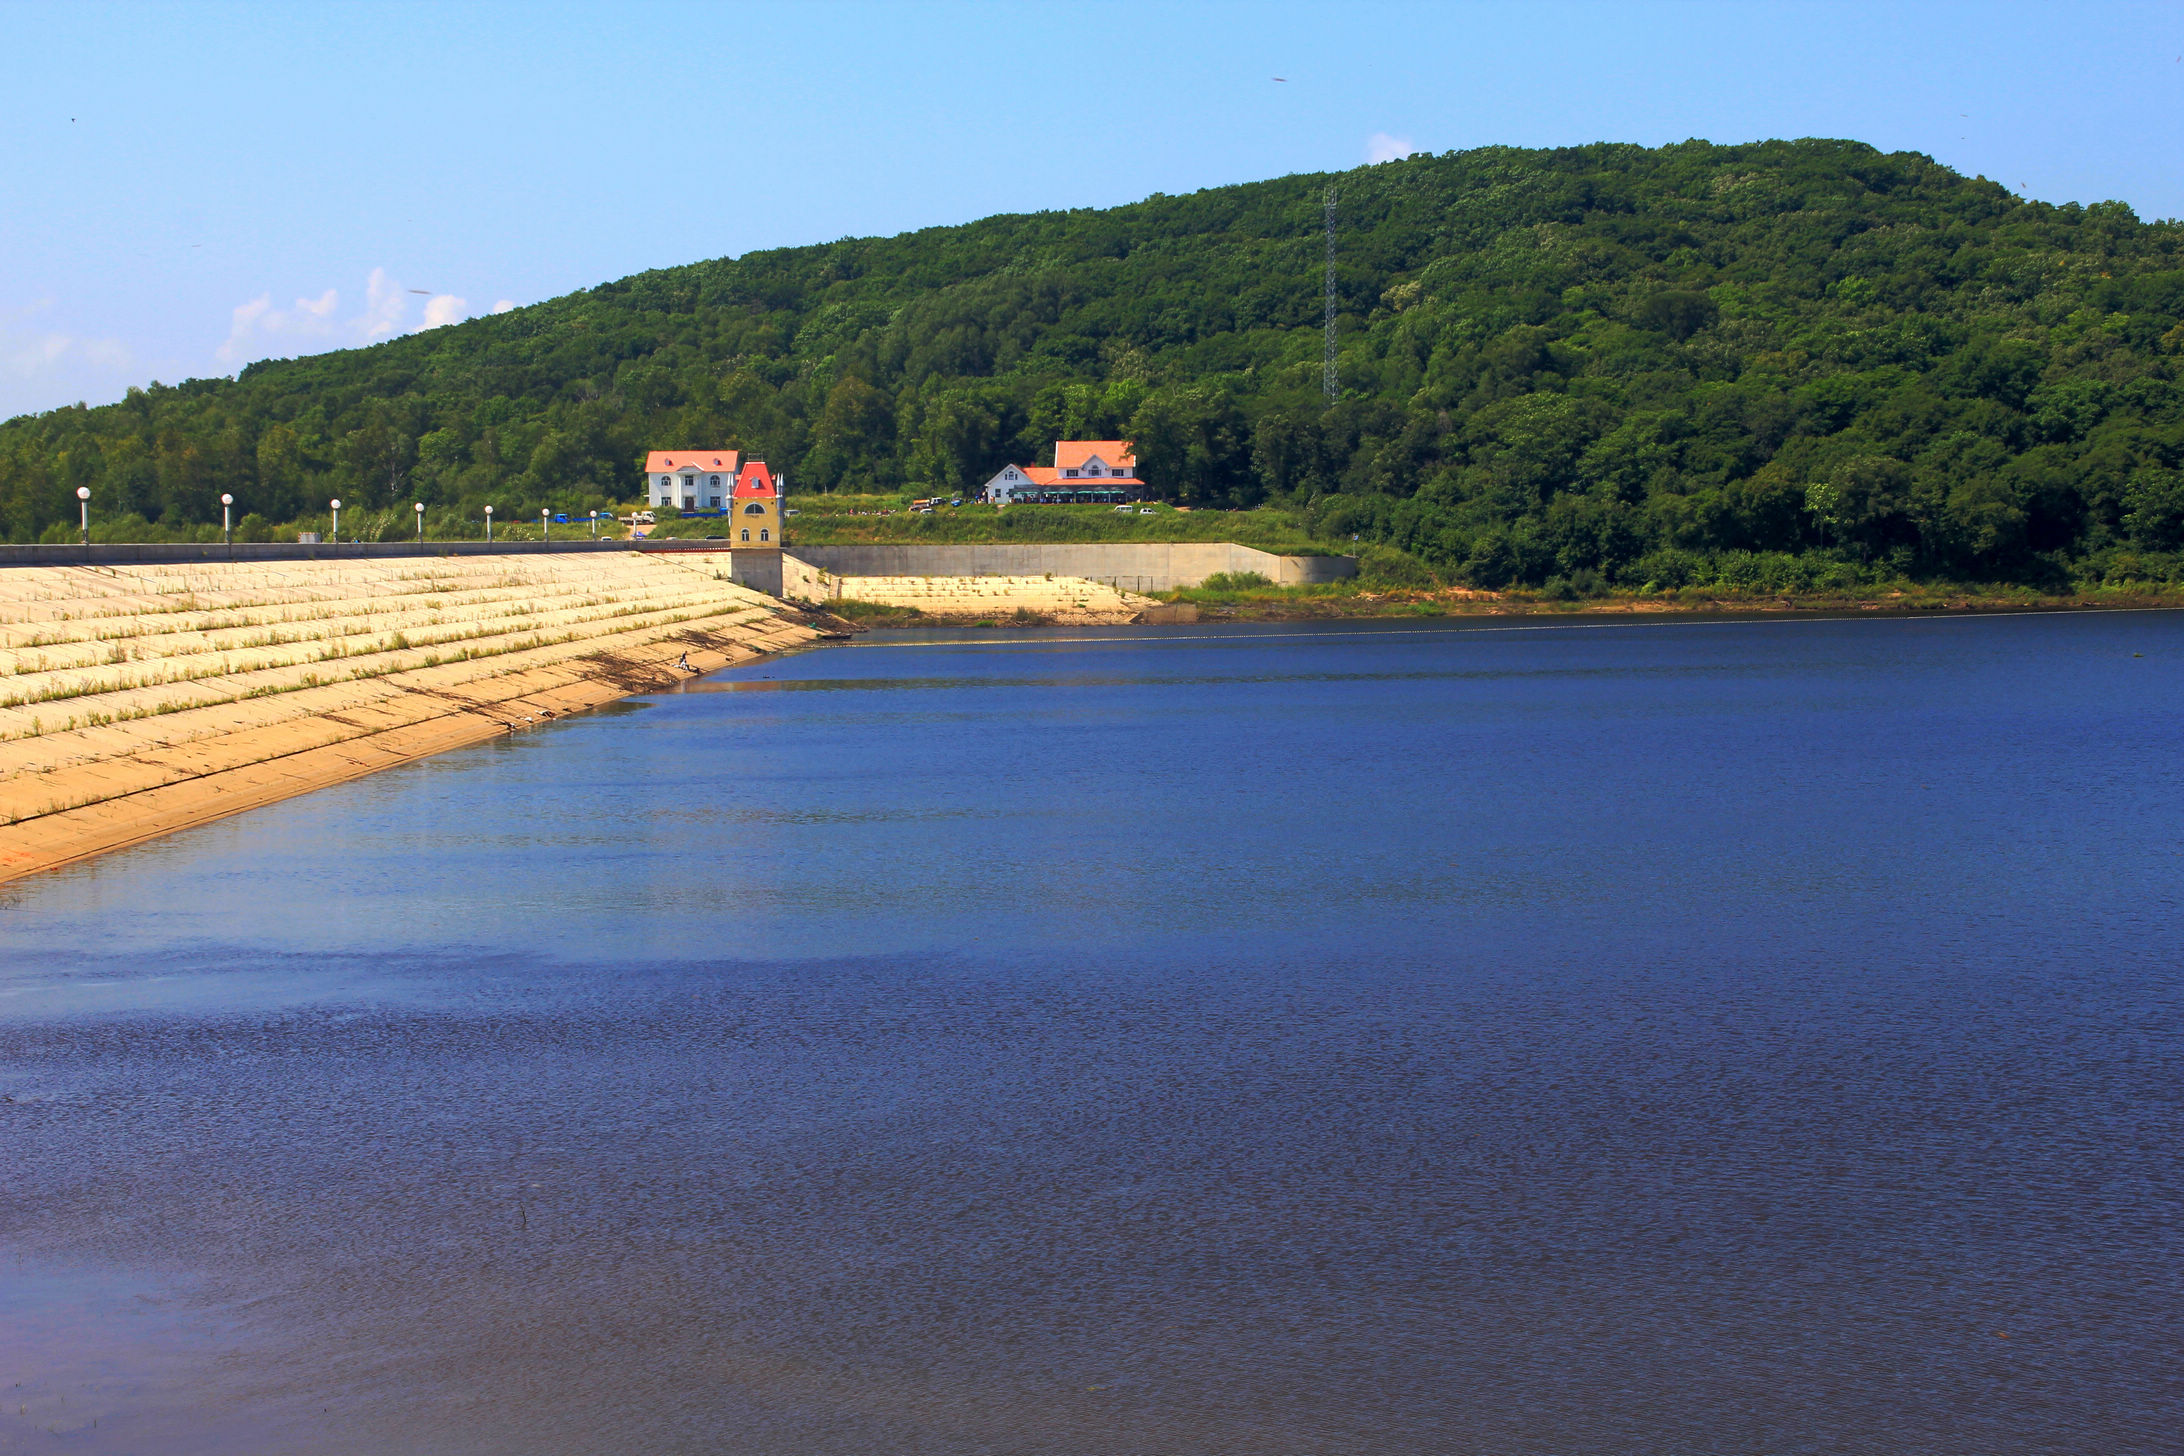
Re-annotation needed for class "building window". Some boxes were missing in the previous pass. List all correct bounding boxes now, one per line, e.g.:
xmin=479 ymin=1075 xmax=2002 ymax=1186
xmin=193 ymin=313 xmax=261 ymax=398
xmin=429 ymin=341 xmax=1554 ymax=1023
xmin=1064 ymin=469 xmax=1078 ymax=478
xmin=710 ymin=497 xmax=721 ymax=507
xmin=744 ymin=502 xmax=764 ymax=515
xmin=740 ymin=528 xmax=750 ymax=541
xmin=709 ymin=475 xmax=720 ymax=487
xmin=760 ymin=528 xmax=769 ymax=541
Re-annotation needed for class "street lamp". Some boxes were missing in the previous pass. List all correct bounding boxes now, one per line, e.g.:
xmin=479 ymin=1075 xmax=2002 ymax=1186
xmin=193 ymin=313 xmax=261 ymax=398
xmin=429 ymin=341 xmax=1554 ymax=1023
xmin=330 ymin=498 xmax=342 ymax=542
xmin=221 ymin=493 xmax=234 ymax=547
xmin=588 ymin=509 xmax=598 ymax=541
xmin=414 ymin=502 xmax=425 ymax=545
xmin=76 ymin=486 xmax=89 ymax=546
xmin=484 ymin=504 xmax=494 ymax=543
xmin=541 ymin=506 xmax=551 ymax=542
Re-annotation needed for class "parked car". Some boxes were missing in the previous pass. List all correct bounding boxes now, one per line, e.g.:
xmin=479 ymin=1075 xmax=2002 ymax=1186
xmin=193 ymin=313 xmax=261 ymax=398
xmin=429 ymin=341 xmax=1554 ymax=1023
xmin=1137 ymin=507 xmax=1157 ymax=515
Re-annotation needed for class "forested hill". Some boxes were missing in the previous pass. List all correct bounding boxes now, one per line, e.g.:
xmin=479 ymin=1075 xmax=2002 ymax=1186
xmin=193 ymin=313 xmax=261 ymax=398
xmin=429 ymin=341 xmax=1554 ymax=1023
xmin=8 ymin=137 xmax=2184 ymax=589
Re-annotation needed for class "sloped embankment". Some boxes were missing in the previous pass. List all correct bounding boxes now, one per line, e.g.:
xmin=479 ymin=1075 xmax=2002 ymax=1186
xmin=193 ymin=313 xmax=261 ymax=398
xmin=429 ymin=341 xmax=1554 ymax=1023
xmin=783 ymin=557 xmax=1157 ymax=623
xmin=0 ymin=553 xmax=824 ymax=884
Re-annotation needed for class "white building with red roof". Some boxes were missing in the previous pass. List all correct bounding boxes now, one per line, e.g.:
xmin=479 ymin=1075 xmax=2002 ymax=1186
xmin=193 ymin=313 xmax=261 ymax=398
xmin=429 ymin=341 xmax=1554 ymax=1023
xmin=646 ymin=450 xmax=741 ymax=511
xmin=980 ymin=441 xmax=1146 ymax=504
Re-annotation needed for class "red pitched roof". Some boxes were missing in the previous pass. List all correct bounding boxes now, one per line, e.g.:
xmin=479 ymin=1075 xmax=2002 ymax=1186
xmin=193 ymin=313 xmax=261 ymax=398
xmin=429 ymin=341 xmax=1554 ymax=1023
xmin=1054 ymin=439 xmax=1135 ymax=471
xmin=645 ymin=450 xmax=740 ymax=473
xmin=733 ymin=461 xmax=777 ymax=497
xmin=1013 ymin=465 xmax=1141 ymax=488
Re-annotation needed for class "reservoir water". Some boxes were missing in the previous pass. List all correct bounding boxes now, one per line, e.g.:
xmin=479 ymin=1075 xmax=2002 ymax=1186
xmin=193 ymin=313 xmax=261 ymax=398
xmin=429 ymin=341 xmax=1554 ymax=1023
xmin=1 ymin=613 xmax=2178 ymax=1454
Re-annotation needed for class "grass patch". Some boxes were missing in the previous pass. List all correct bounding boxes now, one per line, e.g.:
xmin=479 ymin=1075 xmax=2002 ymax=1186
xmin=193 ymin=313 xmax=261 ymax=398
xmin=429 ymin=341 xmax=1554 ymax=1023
xmin=829 ymin=599 xmax=925 ymax=621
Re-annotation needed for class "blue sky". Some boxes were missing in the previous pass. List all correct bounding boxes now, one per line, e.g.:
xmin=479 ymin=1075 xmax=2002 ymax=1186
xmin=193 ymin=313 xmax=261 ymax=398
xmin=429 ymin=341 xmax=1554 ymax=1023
xmin=3 ymin=0 xmax=2181 ymax=421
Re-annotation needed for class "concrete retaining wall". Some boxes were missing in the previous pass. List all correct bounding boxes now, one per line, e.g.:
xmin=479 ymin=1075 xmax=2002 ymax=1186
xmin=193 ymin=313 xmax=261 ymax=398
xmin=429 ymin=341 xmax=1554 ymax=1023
xmin=781 ymin=552 xmax=831 ymax=603
xmin=723 ymin=549 xmax=782 ymax=596
xmin=0 ymin=539 xmax=1353 ymax=594
xmin=786 ymin=542 xmax=1354 ymax=592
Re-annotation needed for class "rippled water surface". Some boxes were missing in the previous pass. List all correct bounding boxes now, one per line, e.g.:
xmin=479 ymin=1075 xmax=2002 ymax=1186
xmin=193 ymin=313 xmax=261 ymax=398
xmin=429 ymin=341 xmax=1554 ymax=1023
xmin=2 ymin=614 xmax=2179 ymax=1454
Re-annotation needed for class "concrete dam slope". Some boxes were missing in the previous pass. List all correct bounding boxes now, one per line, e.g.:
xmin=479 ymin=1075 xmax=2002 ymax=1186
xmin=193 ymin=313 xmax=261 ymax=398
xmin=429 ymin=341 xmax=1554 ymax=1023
xmin=786 ymin=542 xmax=1356 ymax=592
xmin=782 ymin=560 xmax=1158 ymax=623
xmin=0 ymin=554 xmax=824 ymax=885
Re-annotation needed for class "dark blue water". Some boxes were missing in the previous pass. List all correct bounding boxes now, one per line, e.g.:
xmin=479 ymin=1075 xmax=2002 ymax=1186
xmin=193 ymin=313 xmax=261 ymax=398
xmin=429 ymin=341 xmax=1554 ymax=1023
xmin=1 ymin=614 xmax=2178 ymax=1454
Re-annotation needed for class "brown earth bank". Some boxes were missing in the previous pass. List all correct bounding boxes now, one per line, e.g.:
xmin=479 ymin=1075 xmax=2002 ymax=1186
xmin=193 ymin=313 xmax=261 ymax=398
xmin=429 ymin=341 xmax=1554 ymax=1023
xmin=832 ymin=583 xmax=2184 ymax=628
xmin=0 ymin=554 xmax=841 ymax=886
xmin=1148 ymin=586 xmax=2184 ymax=622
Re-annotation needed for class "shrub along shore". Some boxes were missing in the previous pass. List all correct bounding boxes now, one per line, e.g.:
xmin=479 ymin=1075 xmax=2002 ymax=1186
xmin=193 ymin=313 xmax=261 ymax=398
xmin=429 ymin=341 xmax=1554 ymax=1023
xmin=1154 ymin=579 xmax=2184 ymax=621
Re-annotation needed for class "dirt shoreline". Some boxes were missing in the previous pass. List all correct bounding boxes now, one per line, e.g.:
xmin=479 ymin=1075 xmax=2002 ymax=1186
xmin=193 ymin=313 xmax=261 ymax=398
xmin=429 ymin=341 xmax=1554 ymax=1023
xmin=841 ymin=588 xmax=2184 ymax=630
xmin=1158 ymin=587 xmax=2184 ymax=624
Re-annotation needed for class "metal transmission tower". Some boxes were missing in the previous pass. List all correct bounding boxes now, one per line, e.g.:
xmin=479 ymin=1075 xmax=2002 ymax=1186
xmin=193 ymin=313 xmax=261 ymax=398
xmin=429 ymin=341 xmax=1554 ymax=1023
xmin=1322 ymin=186 xmax=1338 ymax=401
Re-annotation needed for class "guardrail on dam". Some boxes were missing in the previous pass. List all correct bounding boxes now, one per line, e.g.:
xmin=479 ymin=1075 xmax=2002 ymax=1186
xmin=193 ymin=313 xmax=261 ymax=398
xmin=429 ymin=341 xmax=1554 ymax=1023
xmin=0 ymin=539 xmax=790 ymax=590
xmin=0 ymin=540 xmax=653 ymax=565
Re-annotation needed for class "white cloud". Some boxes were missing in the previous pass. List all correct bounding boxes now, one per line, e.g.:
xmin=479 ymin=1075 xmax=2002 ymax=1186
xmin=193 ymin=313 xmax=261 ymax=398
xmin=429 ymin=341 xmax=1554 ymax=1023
xmin=78 ymin=338 xmax=134 ymax=369
xmin=4 ymin=330 xmax=72 ymax=378
xmin=215 ymin=269 xmax=493 ymax=368
xmin=1 ymin=299 xmax=134 ymax=394
xmin=492 ymin=299 xmax=517 ymax=315
xmin=1366 ymin=132 xmax=1417 ymax=164
xmin=359 ymin=267 xmax=407 ymax=341
xmin=217 ymin=288 xmax=343 ymax=365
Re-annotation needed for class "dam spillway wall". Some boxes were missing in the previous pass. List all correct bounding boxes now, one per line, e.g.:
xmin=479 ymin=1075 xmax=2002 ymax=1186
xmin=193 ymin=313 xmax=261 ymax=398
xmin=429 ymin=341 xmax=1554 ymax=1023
xmin=1 ymin=541 xmax=1358 ymax=595
xmin=784 ymin=542 xmax=1355 ymax=593
xmin=4 ymin=541 xmax=1345 ymax=598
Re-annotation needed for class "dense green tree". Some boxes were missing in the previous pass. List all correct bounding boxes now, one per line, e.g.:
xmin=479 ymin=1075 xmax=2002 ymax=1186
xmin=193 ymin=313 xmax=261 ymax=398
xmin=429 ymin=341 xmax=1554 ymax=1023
xmin=8 ymin=137 xmax=2184 ymax=585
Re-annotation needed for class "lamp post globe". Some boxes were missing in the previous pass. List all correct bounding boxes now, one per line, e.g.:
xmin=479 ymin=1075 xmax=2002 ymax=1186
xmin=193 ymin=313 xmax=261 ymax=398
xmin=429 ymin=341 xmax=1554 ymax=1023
xmin=541 ymin=507 xmax=551 ymax=542
xmin=75 ymin=486 xmax=90 ymax=547
xmin=220 ymin=493 xmax=234 ymax=547
xmin=484 ymin=505 xmax=494 ymax=543
xmin=330 ymin=499 xmax=342 ymax=543
xmin=414 ymin=502 xmax=425 ymax=544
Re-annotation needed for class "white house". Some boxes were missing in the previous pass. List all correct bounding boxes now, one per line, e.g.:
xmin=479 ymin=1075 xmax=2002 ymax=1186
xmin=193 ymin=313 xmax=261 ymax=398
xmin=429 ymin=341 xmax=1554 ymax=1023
xmin=644 ymin=450 xmax=740 ymax=511
xmin=980 ymin=463 xmax=1042 ymax=505
xmin=979 ymin=440 xmax=1146 ymax=504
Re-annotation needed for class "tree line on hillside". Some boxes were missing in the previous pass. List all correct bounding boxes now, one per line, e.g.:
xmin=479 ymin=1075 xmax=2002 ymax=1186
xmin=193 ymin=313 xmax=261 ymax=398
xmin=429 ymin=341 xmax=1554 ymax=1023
xmin=5 ymin=137 xmax=2184 ymax=590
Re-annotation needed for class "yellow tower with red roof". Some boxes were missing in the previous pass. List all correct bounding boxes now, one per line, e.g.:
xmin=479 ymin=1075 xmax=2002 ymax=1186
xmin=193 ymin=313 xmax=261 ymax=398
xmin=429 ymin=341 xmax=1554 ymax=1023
xmin=732 ymin=461 xmax=781 ymax=545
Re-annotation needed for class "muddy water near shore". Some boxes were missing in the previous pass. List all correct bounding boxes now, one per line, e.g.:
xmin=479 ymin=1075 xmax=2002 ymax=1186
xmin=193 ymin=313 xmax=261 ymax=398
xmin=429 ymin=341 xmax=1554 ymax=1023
xmin=2 ymin=615 xmax=2180 ymax=1454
